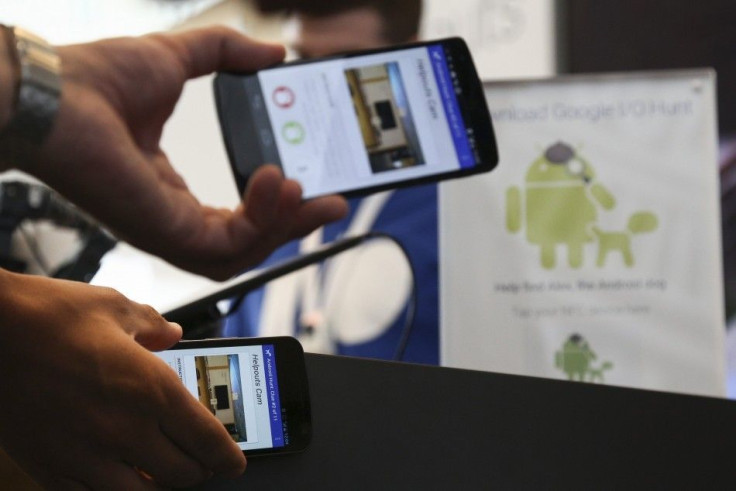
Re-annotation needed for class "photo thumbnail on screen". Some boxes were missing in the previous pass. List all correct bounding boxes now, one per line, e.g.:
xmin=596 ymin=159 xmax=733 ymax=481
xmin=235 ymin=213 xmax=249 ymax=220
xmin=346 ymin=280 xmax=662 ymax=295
xmin=345 ymin=62 xmax=425 ymax=174
xmin=194 ymin=354 xmax=249 ymax=444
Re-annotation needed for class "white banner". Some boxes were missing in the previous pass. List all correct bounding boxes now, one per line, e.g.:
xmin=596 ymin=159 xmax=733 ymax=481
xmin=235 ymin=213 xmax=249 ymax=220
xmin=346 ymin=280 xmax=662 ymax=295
xmin=440 ymin=70 xmax=725 ymax=397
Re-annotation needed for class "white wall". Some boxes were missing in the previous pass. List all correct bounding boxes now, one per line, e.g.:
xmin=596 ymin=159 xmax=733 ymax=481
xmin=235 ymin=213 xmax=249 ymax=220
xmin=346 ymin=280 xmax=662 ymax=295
xmin=422 ymin=0 xmax=557 ymax=80
xmin=0 ymin=0 xmax=223 ymax=44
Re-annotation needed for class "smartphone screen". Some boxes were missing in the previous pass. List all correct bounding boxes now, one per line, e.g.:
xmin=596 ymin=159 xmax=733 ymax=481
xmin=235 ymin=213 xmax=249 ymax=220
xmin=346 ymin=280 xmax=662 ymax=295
xmin=215 ymin=37 xmax=497 ymax=199
xmin=154 ymin=337 xmax=311 ymax=456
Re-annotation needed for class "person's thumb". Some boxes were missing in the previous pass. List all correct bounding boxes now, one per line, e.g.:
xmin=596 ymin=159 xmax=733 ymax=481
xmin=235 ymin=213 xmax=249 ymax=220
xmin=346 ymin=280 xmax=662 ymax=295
xmin=132 ymin=311 xmax=183 ymax=352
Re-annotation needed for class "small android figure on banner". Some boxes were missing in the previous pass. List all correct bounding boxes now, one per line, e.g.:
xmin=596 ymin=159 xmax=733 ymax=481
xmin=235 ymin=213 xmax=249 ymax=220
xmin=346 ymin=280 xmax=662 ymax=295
xmin=555 ymin=333 xmax=614 ymax=383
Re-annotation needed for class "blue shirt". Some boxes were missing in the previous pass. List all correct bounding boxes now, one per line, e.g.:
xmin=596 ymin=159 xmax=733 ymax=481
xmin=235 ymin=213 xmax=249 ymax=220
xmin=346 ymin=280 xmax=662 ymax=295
xmin=224 ymin=184 xmax=439 ymax=365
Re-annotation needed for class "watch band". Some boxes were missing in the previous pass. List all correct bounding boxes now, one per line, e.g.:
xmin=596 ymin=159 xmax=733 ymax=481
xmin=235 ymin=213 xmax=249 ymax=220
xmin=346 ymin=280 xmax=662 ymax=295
xmin=0 ymin=25 xmax=61 ymax=151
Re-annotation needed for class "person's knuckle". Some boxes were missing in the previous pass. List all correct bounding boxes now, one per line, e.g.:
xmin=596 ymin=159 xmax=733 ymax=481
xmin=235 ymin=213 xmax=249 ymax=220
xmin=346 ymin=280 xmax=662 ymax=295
xmin=97 ymin=285 xmax=125 ymax=301
xmin=138 ymin=302 xmax=166 ymax=324
xmin=211 ymin=24 xmax=237 ymax=39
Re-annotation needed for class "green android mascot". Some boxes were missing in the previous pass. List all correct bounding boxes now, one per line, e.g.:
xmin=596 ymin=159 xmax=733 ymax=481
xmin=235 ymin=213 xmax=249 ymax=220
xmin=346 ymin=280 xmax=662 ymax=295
xmin=555 ymin=333 xmax=613 ymax=383
xmin=506 ymin=142 xmax=616 ymax=269
xmin=555 ymin=334 xmax=596 ymax=381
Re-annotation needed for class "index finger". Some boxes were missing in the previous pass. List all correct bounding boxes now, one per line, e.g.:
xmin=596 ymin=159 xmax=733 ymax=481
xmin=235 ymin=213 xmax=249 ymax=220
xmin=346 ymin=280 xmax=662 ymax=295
xmin=162 ymin=26 xmax=286 ymax=78
xmin=160 ymin=377 xmax=247 ymax=478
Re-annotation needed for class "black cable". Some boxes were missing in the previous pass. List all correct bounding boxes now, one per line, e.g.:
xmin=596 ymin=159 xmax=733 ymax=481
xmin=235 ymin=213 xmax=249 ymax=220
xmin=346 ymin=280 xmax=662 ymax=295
xmin=386 ymin=235 xmax=418 ymax=361
xmin=223 ymin=231 xmax=419 ymax=362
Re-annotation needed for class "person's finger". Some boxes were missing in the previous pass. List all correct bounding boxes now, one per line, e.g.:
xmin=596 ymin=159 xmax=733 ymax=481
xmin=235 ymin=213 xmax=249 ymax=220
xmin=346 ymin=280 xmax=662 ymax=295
xmin=263 ymin=177 xmax=303 ymax=241
xmin=125 ymin=432 xmax=210 ymax=488
xmin=121 ymin=300 xmax=183 ymax=351
xmin=159 ymin=384 xmax=247 ymax=478
xmin=275 ymin=178 xmax=304 ymax=221
xmin=241 ymin=164 xmax=287 ymax=230
xmin=160 ymin=26 xmax=286 ymax=79
xmin=290 ymin=195 xmax=349 ymax=238
xmin=54 ymin=459 xmax=163 ymax=491
xmin=133 ymin=320 xmax=182 ymax=352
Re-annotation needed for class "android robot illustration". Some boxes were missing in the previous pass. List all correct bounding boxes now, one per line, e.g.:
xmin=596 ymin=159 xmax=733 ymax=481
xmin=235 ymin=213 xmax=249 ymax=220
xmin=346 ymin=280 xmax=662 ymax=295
xmin=555 ymin=333 xmax=613 ymax=383
xmin=506 ymin=141 xmax=658 ymax=269
xmin=506 ymin=142 xmax=616 ymax=269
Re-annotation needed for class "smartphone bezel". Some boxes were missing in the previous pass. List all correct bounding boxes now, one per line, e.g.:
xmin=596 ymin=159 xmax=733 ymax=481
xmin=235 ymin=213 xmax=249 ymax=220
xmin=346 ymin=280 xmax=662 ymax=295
xmin=214 ymin=37 xmax=498 ymax=199
xmin=165 ymin=336 xmax=311 ymax=457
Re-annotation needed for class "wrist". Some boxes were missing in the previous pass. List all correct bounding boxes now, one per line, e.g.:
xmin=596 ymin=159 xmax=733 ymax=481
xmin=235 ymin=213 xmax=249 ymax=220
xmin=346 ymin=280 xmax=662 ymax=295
xmin=0 ymin=26 xmax=62 ymax=172
xmin=0 ymin=27 xmax=16 ymax=137
xmin=0 ymin=269 xmax=48 ymax=332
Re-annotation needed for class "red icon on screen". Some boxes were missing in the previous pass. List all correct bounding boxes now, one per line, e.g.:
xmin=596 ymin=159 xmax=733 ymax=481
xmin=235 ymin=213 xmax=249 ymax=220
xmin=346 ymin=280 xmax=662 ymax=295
xmin=272 ymin=86 xmax=296 ymax=109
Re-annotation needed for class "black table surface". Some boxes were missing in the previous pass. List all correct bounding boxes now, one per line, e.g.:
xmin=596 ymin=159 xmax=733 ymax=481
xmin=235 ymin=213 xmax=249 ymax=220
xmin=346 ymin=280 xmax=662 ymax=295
xmin=191 ymin=353 xmax=736 ymax=490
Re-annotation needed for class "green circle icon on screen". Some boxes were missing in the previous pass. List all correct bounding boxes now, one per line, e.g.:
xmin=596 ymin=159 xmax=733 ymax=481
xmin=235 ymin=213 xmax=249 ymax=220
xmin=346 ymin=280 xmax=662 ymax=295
xmin=282 ymin=121 xmax=306 ymax=145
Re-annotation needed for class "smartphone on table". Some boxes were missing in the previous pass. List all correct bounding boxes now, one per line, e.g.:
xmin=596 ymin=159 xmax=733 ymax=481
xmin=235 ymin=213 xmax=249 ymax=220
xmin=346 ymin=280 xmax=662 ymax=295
xmin=154 ymin=336 xmax=311 ymax=456
xmin=214 ymin=37 xmax=498 ymax=199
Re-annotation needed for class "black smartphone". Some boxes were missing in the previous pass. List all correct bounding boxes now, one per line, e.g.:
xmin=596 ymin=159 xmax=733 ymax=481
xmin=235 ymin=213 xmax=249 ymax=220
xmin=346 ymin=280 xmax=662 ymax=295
xmin=214 ymin=37 xmax=498 ymax=199
xmin=154 ymin=336 xmax=311 ymax=456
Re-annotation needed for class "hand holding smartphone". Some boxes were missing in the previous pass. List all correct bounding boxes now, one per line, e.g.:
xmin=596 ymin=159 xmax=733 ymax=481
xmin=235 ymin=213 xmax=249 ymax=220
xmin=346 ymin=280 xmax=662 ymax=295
xmin=214 ymin=37 xmax=497 ymax=199
xmin=155 ymin=337 xmax=311 ymax=457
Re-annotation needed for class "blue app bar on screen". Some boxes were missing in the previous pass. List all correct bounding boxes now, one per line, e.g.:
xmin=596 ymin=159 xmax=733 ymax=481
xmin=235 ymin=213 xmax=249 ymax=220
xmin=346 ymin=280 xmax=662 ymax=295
xmin=262 ymin=344 xmax=285 ymax=447
xmin=427 ymin=44 xmax=474 ymax=169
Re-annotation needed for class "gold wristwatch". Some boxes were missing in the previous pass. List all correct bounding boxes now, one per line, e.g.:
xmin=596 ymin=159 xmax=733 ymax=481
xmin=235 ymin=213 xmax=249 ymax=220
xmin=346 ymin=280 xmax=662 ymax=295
xmin=0 ymin=25 xmax=61 ymax=147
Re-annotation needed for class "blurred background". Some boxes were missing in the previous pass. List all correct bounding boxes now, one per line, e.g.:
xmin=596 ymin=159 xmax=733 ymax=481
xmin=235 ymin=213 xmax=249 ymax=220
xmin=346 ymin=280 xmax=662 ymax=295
xmin=3 ymin=0 xmax=736 ymax=390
